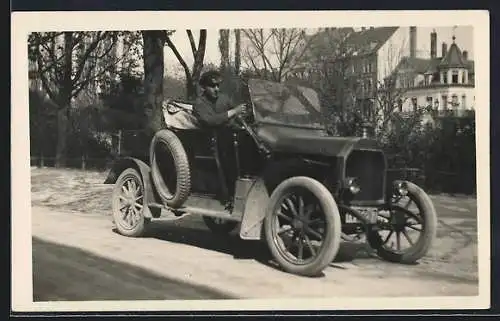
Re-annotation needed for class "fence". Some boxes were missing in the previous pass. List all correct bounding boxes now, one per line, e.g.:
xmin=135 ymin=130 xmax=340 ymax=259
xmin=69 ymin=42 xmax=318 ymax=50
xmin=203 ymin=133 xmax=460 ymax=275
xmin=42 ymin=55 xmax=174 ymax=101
xmin=30 ymin=156 xmax=115 ymax=171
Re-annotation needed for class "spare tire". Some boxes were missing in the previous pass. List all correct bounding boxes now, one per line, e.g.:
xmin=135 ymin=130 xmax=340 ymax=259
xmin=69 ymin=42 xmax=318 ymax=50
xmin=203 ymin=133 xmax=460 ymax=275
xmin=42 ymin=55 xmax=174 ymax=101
xmin=149 ymin=129 xmax=191 ymax=208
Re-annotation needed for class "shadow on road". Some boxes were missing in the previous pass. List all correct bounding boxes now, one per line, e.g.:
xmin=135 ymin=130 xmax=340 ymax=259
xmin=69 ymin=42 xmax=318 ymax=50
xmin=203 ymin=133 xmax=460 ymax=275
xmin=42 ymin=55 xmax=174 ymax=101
xmin=144 ymin=218 xmax=368 ymax=271
xmin=32 ymin=236 xmax=237 ymax=301
xmin=144 ymin=220 xmax=279 ymax=269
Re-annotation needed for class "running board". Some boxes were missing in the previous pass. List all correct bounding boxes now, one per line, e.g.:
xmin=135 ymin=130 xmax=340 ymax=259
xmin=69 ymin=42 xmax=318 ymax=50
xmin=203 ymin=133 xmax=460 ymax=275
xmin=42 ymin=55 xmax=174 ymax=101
xmin=148 ymin=195 xmax=240 ymax=222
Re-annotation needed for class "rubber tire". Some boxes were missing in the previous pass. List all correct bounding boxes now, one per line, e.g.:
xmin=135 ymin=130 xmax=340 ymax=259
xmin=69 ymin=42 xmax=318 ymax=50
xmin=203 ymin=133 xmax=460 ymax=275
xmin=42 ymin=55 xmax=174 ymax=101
xmin=367 ymin=181 xmax=438 ymax=264
xmin=203 ymin=216 xmax=238 ymax=235
xmin=150 ymin=129 xmax=191 ymax=208
xmin=112 ymin=168 xmax=150 ymax=237
xmin=264 ymin=176 xmax=342 ymax=277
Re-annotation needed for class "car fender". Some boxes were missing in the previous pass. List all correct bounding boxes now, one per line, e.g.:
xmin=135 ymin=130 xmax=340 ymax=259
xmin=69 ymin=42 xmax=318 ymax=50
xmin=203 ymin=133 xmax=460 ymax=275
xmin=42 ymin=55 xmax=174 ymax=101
xmin=104 ymin=157 xmax=160 ymax=218
xmin=238 ymin=178 xmax=270 ymax=240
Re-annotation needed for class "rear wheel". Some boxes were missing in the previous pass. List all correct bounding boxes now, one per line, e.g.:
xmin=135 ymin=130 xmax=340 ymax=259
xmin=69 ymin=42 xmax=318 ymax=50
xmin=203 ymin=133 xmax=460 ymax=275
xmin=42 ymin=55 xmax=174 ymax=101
xmin=367 ymin=181 xmax=437 ymax=263
xmin=112 ymin=168 xmax=150 ymax=237
xmin=264 ymin=176 xmax=341 ymax=277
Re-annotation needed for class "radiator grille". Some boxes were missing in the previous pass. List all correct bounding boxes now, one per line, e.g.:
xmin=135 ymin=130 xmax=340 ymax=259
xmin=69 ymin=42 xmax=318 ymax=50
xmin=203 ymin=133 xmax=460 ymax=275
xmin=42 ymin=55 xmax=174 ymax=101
xmin=345 ymin=150 xmax=386 ymax=202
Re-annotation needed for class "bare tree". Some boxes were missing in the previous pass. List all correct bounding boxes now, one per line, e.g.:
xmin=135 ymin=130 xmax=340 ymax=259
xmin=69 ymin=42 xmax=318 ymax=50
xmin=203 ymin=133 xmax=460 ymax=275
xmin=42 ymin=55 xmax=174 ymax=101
xmin=28 ymin=31 xmax=132 ymax=167
xmin=165 ymin=30 xmax=207 ymax=99
xmin=241 ymin=28 xmax=310 ymax=82
xmin=300 ymin=28 xmax=415 ymax=139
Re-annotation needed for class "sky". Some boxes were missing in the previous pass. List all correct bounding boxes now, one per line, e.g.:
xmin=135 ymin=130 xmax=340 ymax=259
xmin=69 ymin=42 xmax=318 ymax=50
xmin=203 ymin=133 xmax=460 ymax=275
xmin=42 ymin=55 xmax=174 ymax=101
xmin=162 ymin=25 xmax=474 ymax=77
xmin=413 ymin=26 xmax=473 ymax=59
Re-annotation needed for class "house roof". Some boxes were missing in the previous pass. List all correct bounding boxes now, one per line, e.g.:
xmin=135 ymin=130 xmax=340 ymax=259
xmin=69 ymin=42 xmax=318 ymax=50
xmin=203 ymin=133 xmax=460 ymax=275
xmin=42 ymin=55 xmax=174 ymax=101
xmin=439 ymin=38 xmax=468 ymax=68
xmin=303 ymin=27 xmax=355 ymax=60
xmin=392 ymin=36 xmax=474 ymax=77
xmin=305 ymin=26 xmax=399 ymax=62
xmin=424 ymin=58 xmax=444 ymax=74
xmin=342 ymin=27 xmax=399 ymax=55
xmin=403 ymin=57 xmax=435 ymax=74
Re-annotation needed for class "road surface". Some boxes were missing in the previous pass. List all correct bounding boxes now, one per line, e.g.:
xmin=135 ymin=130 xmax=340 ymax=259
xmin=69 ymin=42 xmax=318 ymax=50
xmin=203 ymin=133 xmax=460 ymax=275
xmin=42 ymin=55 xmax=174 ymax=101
xmin=31 ymin=197 xmax=479 ymax=301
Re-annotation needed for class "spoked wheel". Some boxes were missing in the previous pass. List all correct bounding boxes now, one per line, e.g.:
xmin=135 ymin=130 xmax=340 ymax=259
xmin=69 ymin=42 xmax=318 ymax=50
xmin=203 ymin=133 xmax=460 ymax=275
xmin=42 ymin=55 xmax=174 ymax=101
xmin=264 ymin=176 xmax=341 ymax=277
xmin=367 ymin=181 xmax=437 ymax=264
xmin=203 ymin=216 xmax=238 ymax=235
xmin=112 ymin=168 xmax=150 ymax=237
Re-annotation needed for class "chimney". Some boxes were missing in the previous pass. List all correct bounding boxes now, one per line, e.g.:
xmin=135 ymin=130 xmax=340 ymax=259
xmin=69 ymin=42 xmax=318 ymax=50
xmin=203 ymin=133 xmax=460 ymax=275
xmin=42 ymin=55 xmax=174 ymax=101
xmin=463 ymin=50 xmax=468 ymax=61
xmin=442 ymin=42 xmax=448 ymax=58
xmin=410 ymin=26 xmax=416 ymax=58
xmin=430 ymin=30 xmax=437 ymax=58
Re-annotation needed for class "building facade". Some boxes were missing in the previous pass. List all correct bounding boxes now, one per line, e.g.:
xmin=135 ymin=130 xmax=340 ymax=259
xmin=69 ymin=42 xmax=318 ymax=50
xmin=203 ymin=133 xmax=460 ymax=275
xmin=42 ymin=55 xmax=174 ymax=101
xmin=392 ymin=30 xmax=475 ymax=114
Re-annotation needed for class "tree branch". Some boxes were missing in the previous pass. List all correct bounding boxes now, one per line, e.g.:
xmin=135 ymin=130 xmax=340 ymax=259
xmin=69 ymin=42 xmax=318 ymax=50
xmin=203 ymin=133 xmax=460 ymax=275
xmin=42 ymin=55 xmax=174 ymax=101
xmin=186 ymin=30 xmax=197 ymax=58
xmin=165 ymin=34 xmax=191 ymax=78
xmin=71 ymin=31 xmax=108 ymax=87
xmin=192 ymin=29 xmax=207 ymax=77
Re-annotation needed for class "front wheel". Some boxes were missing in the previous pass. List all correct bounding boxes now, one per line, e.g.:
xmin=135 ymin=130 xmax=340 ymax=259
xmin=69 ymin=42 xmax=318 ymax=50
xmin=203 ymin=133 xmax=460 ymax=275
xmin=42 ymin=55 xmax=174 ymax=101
xmin=264 ymin=176 xmax=342 ymax=277
xmin=112 ymin=168 xmax=150 ymax=237
xmin=367 ymin=181 xmax=437 ymax=264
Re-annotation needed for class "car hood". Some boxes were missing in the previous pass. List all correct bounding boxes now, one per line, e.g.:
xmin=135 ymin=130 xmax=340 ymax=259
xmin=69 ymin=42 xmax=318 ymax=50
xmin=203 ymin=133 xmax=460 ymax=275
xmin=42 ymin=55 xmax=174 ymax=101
xmin=254 ymin=124 xmax=380 ymax=158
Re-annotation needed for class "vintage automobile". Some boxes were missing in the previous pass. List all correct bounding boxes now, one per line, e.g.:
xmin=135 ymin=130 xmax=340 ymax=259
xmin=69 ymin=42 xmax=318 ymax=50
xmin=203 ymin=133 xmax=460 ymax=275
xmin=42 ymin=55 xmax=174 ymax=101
xmin=103 ymin=78 xmax=437 ymax=277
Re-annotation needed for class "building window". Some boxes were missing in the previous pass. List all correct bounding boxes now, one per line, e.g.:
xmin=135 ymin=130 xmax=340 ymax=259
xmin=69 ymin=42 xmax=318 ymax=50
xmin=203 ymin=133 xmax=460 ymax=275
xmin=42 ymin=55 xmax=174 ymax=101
xmin=411 ymin=97 xmax=418 ymax=111
xmin=426 ymin=96 xmax=433 ymax=108
xmin=442 ymin=95 xmax=448 ymax=110
xmin=461 ymin=95 xmax=466 ymax=109
xmin=451 ymin=94 xmax=458 ymax=109
xmin=434 ymin=99 xmax=439 ymax=110
xmin=462 ymin=72 xmax=466 ymax=84
xmin=452 ymin=70 xmax=459 ymax=84
xmin=397 ymin=99 xmax=403 ymax=112
xmin=443 ymin=72 xmax=448 ymax=84
xmin=432 ymin=72 xmax=440 ymax=83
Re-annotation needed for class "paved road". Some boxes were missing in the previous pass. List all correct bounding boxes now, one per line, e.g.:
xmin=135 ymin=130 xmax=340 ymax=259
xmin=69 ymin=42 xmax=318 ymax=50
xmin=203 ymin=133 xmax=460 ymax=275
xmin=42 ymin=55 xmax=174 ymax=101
xmin=32 ymin=237 xmax=235 ymax=301
xmin=30 ymin=197 xmax=479 ymax=301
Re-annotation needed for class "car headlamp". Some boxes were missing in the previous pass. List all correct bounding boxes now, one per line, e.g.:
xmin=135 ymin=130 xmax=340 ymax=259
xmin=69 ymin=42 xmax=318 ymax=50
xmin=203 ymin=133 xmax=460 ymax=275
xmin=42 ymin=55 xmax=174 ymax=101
xmin=394 ymin=181 xmax=409 ymax=196
xmin=344 ymin=177 xmax=361 ymax=194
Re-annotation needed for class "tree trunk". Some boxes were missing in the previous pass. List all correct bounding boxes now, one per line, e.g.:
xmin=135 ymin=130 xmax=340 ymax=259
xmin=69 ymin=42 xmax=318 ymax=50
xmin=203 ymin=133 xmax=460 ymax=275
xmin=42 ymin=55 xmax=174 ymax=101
xmin=234 ymin=29 xmax=241 ymax=74
xmin=186 ymin=76 xmax=197 ymax=101
xmin=55 ymin=32 xmax=74 ymax=168
xmin=55 ymin=107 xmax=69 ymax=168
xmin=218 ymin=29 xmax=230 ymax=69
xmin=142 ymin=31 xmax=166 ymax=134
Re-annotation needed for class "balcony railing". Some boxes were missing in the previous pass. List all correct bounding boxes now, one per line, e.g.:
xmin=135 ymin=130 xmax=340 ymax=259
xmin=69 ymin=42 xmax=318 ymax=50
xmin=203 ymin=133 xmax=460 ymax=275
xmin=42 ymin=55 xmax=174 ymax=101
xmin=403 ymin=82 xmax=474 ymax=89
xmin=431 ymin=109 xmax=475 ymax=118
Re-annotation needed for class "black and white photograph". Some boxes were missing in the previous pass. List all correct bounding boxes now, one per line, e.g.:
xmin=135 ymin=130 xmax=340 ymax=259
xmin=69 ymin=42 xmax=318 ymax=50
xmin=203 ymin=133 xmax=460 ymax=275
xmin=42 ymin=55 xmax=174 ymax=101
xmin=11 ymin=10 xmax=490 ymax=312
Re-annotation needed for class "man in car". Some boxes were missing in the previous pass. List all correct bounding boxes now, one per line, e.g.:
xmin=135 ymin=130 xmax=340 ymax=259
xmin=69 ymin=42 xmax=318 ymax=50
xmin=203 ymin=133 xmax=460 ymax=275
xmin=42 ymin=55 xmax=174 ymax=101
xmin=193 ymin=70 xmax=247 ymax=199
xmin=193 ymin=70 xmax=247 ymax=127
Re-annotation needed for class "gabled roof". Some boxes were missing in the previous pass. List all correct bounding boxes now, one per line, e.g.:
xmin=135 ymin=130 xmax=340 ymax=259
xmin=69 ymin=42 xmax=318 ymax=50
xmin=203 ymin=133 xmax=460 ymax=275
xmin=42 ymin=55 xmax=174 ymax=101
xmin=424 ymin=57 xmax=444 ymax=74
xmin=405 ymin=57 xmax=434 ymax=74
xmin=392 ymin=39 xmax=474 ymax=77
xmin=304 ymin=27 xmax=355 ymax=59
xmin=343 ymin=27 xmax=399 ymax=55
xmin=439 ymin=39 xmax=467 ymax=68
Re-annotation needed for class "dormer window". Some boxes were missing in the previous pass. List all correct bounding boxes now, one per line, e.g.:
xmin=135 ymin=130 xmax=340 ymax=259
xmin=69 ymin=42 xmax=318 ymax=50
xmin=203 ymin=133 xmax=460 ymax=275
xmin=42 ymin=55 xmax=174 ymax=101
xmin=452 ymin=70 xmax=459 ymax=84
